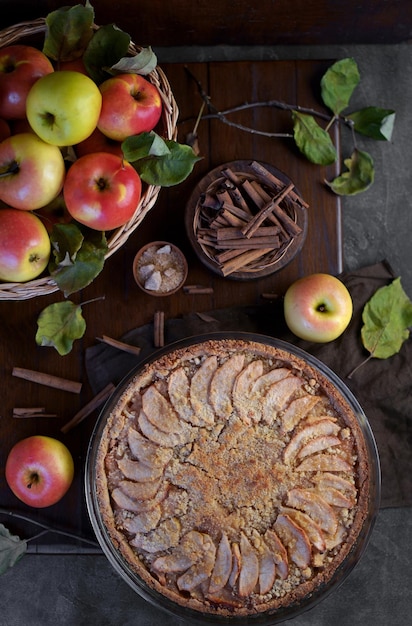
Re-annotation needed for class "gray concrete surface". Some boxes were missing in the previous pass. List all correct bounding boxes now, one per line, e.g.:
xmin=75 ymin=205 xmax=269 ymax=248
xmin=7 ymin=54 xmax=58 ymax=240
xmin=2 ymin=42 xmax=412 ymax=625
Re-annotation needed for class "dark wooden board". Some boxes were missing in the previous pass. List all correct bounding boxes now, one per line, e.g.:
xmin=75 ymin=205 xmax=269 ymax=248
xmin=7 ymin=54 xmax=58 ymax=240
xmin=0 ymin=59 xmax=342 ymax=550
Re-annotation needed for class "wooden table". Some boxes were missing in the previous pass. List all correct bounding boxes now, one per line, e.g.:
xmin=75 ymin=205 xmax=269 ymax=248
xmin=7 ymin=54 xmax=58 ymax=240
xmin=0 ymin=59 xmax=342 ymax=550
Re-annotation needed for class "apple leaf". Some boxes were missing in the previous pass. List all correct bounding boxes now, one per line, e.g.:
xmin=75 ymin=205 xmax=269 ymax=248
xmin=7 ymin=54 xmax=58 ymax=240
xmin=292 ymin=111 xmax=337 ymax=165
xmin=83 ymin=23 xmax=131 ymax=84
xmin=326 ymin=148 xmax=374 ymax=196
xmin=36 ymin=301 xmax=87 ymax=356
xmin=0 ymin=524 xmax=27 ymax=575
xmin=320 ymin=57 xmax=360 ymax=115
xmin=43 ymin=1 xmax=95 ymax=62
xmin=131 ymin=139 xmax=202 ymax=187
xmin=109 ymin=47 xmax=158 ymax=76
xmin=347 ymin=106 xmax=396 ymax=141
xmin=122 ymin=131 xmax=171 ymax=161
xmin=361 ymin=277 xmax=412 ymax=359
xmin=49 ymin=226 xmax=107 ymax=297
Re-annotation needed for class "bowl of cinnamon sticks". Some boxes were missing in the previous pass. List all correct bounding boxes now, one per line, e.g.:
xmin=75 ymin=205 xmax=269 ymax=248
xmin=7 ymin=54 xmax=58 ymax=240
xmin=185 ymin=160 xmax=308 ymax=280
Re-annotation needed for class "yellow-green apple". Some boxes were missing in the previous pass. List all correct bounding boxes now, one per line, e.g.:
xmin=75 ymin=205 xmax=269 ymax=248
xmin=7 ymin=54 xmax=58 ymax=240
xmin=283 ymin=273 xmax=353 ymax=342
xmin=0 ymin=208 xmax=51 ymax=282
xmin=5 ymin=435 xmax=74 ymax=508
xmin=0 ymin=132 xmax=65 ymax=210
xmin=63 ymin=151 xmax=142 ymax=231
xmin=26 ymin=70 xmax=102 ymax=146
xmin=74 ymin=127 xmax=123 ymax=159
xmin=97 ymin=73 xmax=162 ymax=141
xmin=0 ymin=45 xmax=54 ymax=120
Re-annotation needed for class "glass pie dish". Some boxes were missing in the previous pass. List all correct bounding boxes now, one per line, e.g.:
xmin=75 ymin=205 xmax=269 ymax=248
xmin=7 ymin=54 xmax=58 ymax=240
xmin=85 ymin=332 xmax=381 ymax=625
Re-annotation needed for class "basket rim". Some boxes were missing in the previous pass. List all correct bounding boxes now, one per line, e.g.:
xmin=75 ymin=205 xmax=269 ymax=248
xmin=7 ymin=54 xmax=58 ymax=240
xmin=0 ymin=18 xmax=179 ymax=300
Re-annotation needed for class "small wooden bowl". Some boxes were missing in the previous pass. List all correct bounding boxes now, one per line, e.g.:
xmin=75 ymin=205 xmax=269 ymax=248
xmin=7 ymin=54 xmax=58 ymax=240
xmin=185 ymin=160 xmax=308 ymax=280
xmin=133 ymin=241 xmax=188 ymax=296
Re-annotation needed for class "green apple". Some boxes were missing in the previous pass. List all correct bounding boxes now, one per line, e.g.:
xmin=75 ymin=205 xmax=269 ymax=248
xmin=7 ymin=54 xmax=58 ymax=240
xmin=284 ymin=273 xmax=353 ymax=342
xmin=0 ymin=208 xmax=51 ymax=282
xmin=0 ymin=132 xmax=65 ymax=210
xmin=26 ymin=70 xmax=102 ymax=146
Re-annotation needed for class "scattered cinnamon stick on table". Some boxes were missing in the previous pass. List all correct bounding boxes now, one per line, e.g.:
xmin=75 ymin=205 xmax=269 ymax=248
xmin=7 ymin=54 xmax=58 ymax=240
xmin=96 ymin=335 xmax=141 ymax=356
xmin=60 ymin=382 xmax=115 ymax=434
xmin=12 ymin=367 xmax=82 ymax=394
xmin=154 ymin=310 xmax=165 ymax=347
xmin=13 ymin=407 xmax=58 ymax=418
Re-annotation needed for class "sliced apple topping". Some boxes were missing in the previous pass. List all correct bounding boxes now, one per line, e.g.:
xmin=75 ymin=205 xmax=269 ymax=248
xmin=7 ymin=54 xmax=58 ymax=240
xmin=261 ymin=375 xmax=302 ymax=423
xmin=168 ymin=367 xmax=196 ymax=424
xmin=274 ymin=513 xmax=312 ymax=568
xmin=209 ymin=532 xmax=233 ymax=594
xmin=286 ymin=488 xmax=338 ymax=535
xmin=228 ymin=542 xmax=241 ymax=588
xmin=258 ymin=541 xmax=277 ymax=594
xmin=138 ymin=410 xmax=191 ymax=447
xmin=296 ymin=453 xmax=352 ymax=472
xmin=120 ymin=505 xmax=162 ymax=534
xmin=238 ymin=533 xmax=260 ymax=597
xmin=177 ymin=533 xmax=217 ymax=592
xmin=311 ymin=472 xmax=357 ymax=500
xmin=189 ymin=355 xmax=218 ymax=425
xmin=130 ymin=517 xmax=181 ymax=553
xmin=251 ymin=367 xmax=292 ymax=396
xmin=209 ymin=353 xmax=245 ymax=419
xmin=283 ymin=419 xmax=341 ymax=465
xmin=263 ymin=529 xmax=289 ymax=580
xmin=142 ymin=385 xmax=189 ymax=435
xmin=119 ymin=477 xmax=163 ymax=502
xmin=280 ymin=395 xmax=321 ymax=433
xmin=232 ymin=359 xmax=264 ymax=423
xmin=117 ymin=456 xmax=164 ymax=482
xmin=127 ymin=427 xmax=160 ymax=463
xmin=297 ymin=435 xmax=342 ymax=459
xmin=281 ymin=507 xmax=326 ymax=552
xmin=153 ymin=530 xmax=208 ymax=574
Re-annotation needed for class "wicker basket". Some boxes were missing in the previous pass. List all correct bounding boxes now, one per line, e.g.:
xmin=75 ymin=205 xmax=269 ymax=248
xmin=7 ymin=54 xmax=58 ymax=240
xmin=0 ymin=18 xmax=179 ymax=300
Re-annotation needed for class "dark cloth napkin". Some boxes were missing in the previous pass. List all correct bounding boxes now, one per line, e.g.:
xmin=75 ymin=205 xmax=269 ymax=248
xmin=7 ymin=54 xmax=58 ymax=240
xmin=85 ymin=260 xmax=412 ymax=509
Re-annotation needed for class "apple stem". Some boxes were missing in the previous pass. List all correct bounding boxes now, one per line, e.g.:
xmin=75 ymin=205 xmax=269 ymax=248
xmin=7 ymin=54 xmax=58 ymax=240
xmin=26 ymin=472 xmax=39 ymax=489
xmin=0 ymin=160 xmax=19 ymax=177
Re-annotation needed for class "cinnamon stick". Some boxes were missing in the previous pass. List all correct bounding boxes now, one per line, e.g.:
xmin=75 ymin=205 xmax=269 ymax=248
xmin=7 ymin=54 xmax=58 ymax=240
xmin=96 ymin=335 xmax=142 ymax=356
xmin=242 ymin=182 xmax=294 ymax=238
xmin=12 ymin=367 xmax=82 ymax=394
xmin=221 ymin=248 xmax=273 ymax=276
xmin=250 ymin=160 xmax=310 ymax=208
xmin=154 ymin=310 xmax=165 ymax=347
xmin=13 ymin=407 xmax=58 ymax=418
xmin=183 ymin=285 xmax=214 ymax=295
xmin=60 ymin=383 xmax=115 ymax=434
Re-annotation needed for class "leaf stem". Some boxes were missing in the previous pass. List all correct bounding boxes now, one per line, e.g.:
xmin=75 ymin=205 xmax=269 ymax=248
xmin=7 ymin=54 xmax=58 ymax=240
xmin=79 ymin=295 xmax=105 ymax=308
xmin=346 ymin=354 xmax=373 ymax=379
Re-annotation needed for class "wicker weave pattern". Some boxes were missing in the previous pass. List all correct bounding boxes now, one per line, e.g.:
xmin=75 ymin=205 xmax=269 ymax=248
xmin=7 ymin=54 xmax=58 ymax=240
xmin=0 ymin=18 xmax=179 ymax=300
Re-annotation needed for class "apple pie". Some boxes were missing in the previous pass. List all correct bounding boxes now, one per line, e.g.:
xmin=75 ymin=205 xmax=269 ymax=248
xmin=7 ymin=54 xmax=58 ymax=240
xmin=94 ymin=337 xmax=370 ymax=617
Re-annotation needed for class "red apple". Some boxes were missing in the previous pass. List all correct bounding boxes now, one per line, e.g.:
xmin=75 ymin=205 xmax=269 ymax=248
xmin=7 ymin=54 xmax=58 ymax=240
xmin=5 ymin=435 xmax=74 ymax=508
xmin=57 ymin=57 xmax=89 ymax=75
xmin=0 ymin=132 xmax=66 ymax=210
xmin=0 ymin=45 xmax=54 ymax=120
xmin=283 ymin=273 xmax=353 ymax=342
xmin=97 ymin=73 xmax=163 ymax=141
xmin=63 ymin=152 xmax=142 ymax=231
xmin=0 ymin=208 xmax=51 ymax=282
xmin=74 ymin=127 xmax=123 ymax=159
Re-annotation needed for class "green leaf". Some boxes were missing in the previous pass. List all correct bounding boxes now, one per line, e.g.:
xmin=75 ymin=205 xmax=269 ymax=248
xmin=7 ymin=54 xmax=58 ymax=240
xmin=347 ymin=106 xmax=396 ymax=141
xmin=109 ymin=47 xmax=157 ymax=76
xmin=326 ymin=148 xmax=374 ymax=195
xmin=122 ymin=131 xmax=171 ymax=161
xmin=292 ymin=111 xmax=337 ymax=165
xmin=361 ymin=277 xmax=412 ymax=360
xmin=49 ymin=226 xmax=108 ymax=297
xmin=321 ymin=58 xmax=360 ymax=115
xmin=43 ymin=1 xmax=95 ymax=62
xmin=132 ymin=139 xmax=202 ymax=187
xmin=83 ymin=23 xmax=131 ymax=84
xmin=36 ymin=301 xmax=87 ymax=356
xmin=0 ymin=524 xmax=27 ymax=575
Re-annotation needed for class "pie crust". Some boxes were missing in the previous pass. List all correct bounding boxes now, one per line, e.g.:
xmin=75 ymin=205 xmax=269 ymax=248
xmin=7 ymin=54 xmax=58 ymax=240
xmin=94 ymin=337 xmax=370 ymax=617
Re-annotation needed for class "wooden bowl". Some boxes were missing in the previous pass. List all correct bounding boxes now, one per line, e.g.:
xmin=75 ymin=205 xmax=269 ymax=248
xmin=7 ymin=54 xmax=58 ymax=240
xmin=133 ymin=241 xmax=188 ymax=296
xmin=185 ymin=160 xmax=308 ymax=280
